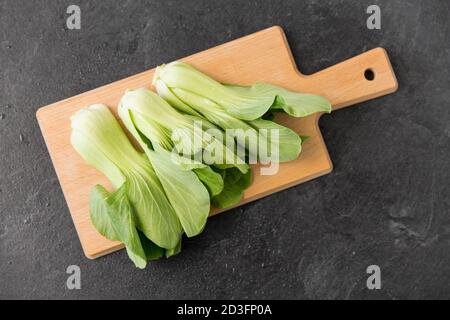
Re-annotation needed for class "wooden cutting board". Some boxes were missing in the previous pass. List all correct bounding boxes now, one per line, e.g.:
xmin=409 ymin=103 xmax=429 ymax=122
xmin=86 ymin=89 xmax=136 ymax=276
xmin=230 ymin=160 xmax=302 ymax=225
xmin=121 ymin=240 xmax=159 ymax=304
xmin=36 ymin=26 xmax=398 ymax=259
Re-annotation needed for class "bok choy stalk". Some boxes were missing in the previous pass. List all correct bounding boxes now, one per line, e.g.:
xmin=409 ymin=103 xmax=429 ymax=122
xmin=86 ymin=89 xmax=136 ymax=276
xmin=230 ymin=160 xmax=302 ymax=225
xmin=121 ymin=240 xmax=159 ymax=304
xmin=118 ymin=90 xmax=211 ymax=238
xmin=153 ymin=62 xmax=332 ymax=162
xmin=119 ymin=88 xmax=251 ymax=209
xmin=119 ymin=88 xmax=248 ymax=174
xmin=154 ymin=61 xmax=332 ymax=120
xmin=71 ymin=104 xmax=183 ymax=268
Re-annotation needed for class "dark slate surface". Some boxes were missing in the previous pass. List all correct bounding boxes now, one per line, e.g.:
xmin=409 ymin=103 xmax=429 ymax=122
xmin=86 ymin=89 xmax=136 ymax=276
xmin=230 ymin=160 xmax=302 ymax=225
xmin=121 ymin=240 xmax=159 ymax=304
xmin=1 ymin=0 xmax=449 ymax=300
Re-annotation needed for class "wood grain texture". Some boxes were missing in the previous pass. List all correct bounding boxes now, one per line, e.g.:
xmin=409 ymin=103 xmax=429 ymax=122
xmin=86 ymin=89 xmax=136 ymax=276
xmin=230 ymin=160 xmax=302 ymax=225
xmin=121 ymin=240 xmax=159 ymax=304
xmin=36 ymin=26 xmax=398 ymax=259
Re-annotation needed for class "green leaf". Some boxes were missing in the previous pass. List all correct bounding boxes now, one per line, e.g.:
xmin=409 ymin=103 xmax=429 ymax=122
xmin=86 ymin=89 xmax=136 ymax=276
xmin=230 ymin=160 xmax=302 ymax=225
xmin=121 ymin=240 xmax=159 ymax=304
xmin=248 ymin=119 xmax=302 ymax=162
xmin=119 ymin=93 xmax=211 ymax=238
xmin=119 ymin=88 xmax=249 ymax=175
xmin=270 ymin=87 xmax=332 ymax=117
xmin=194 ymin=166 xmax=224 ymax=197
xmin=166 ymin=240 xmax=182 ymax=258
xmin=146 ymin=147 xmax=210 ymax=238
xmin=169 ymin=153 xmax=207 ymax=171
xmin=226 ymin=83 xmax=332 ymax=117
xmin=212 ymin=168 xmax=253 ymax=209
xmin=235 ymin=167 xmax=253 ymax=190
xmin=89 ymin=184 xmax=147 ymax=269
xmin=155 ymin=62 xmax=331 ymax=122
xmin=155 ymin=62 xmax=275 ymax=121
xmin=153 ymin=65 xmax=328 ymax=164
xmin=126 ymin=166 xmax=183 ymax=249
xmin=138 ymin=230 xmax=165 ymax=261
xmin=72 ymin=104 xmax=183 ymax=250
xmin=90 ymin=185 xmax=121 ymax=241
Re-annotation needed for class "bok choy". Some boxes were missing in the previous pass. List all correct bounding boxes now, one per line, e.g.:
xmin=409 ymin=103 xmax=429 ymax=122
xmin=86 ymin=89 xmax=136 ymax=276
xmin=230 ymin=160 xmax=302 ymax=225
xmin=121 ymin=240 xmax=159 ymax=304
xmin=119 ymin=88 xmax=252 ymax=209
xmin=71 ymin=104 xmax=183 ymax=268
xmin=70 ymin=60 xmax=332 ymax=269
xmin=154 ymin=62 xmax=331 ymax=120
xmin=118 ymin=90 xmax=211 ymax=237
xmin=153 ymin=62 xmax=332 ymax=162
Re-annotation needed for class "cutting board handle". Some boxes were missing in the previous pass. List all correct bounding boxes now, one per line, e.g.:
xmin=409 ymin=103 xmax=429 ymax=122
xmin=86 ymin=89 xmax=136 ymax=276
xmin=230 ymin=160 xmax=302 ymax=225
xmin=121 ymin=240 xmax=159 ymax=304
xmin=304 ymin=47 xmax=398 ymax=111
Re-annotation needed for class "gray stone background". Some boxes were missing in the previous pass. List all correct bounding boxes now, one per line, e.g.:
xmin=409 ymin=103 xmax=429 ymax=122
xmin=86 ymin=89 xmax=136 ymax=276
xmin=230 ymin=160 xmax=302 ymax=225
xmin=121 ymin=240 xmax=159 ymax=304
xmin=1 ymin=0 xmax=449 ymax=300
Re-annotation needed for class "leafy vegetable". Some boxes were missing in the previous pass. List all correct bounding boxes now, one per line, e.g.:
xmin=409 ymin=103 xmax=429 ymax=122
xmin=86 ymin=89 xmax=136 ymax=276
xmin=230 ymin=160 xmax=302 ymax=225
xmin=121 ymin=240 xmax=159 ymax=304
xmin=154 ymin=62 xmax=331 ymax=121
xmin=71 ymin=61 xmax=332 ymax=268
xmin=248 ymin=118 xmax=302 ymax=162
xmin=225 ymin=83 xmax=332 ymax=118
xmin=90 ymin=184 xmax=176 ymax=267
xmin=71 ymin=104 xmax=183 ymax=250
xmin=119 ymin=88 xmax=249 ymax=174
xmin=165 ymin=240 xmax=182 ymax=258
xmin=120 ymin=90 xmax=215 ymax=237
xmin=154 ymin=62 xmax=274 ymax=121
xmin=153 ymin=62 xmax=331 ymax=163
xmin=193 ymin=167 xmax=224 ymax=197
xmin=138 ymin=230 xmax=166 ymax=261
xmin=119 ymin=88 xmax=254 ymax=210
xmin=90 ymin=184 xmax=163 ymax=269
xmin=212 ymin=167 xmax=252 ymax=209
xmin=118 ymin=88 xmax=253 ymax=210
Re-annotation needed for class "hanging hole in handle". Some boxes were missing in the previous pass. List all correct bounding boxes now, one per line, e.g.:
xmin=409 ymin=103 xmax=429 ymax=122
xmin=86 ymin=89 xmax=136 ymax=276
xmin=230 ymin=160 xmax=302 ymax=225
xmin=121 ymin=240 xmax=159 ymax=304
xmin=364 ymin=68 xmax=375 ymax=81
